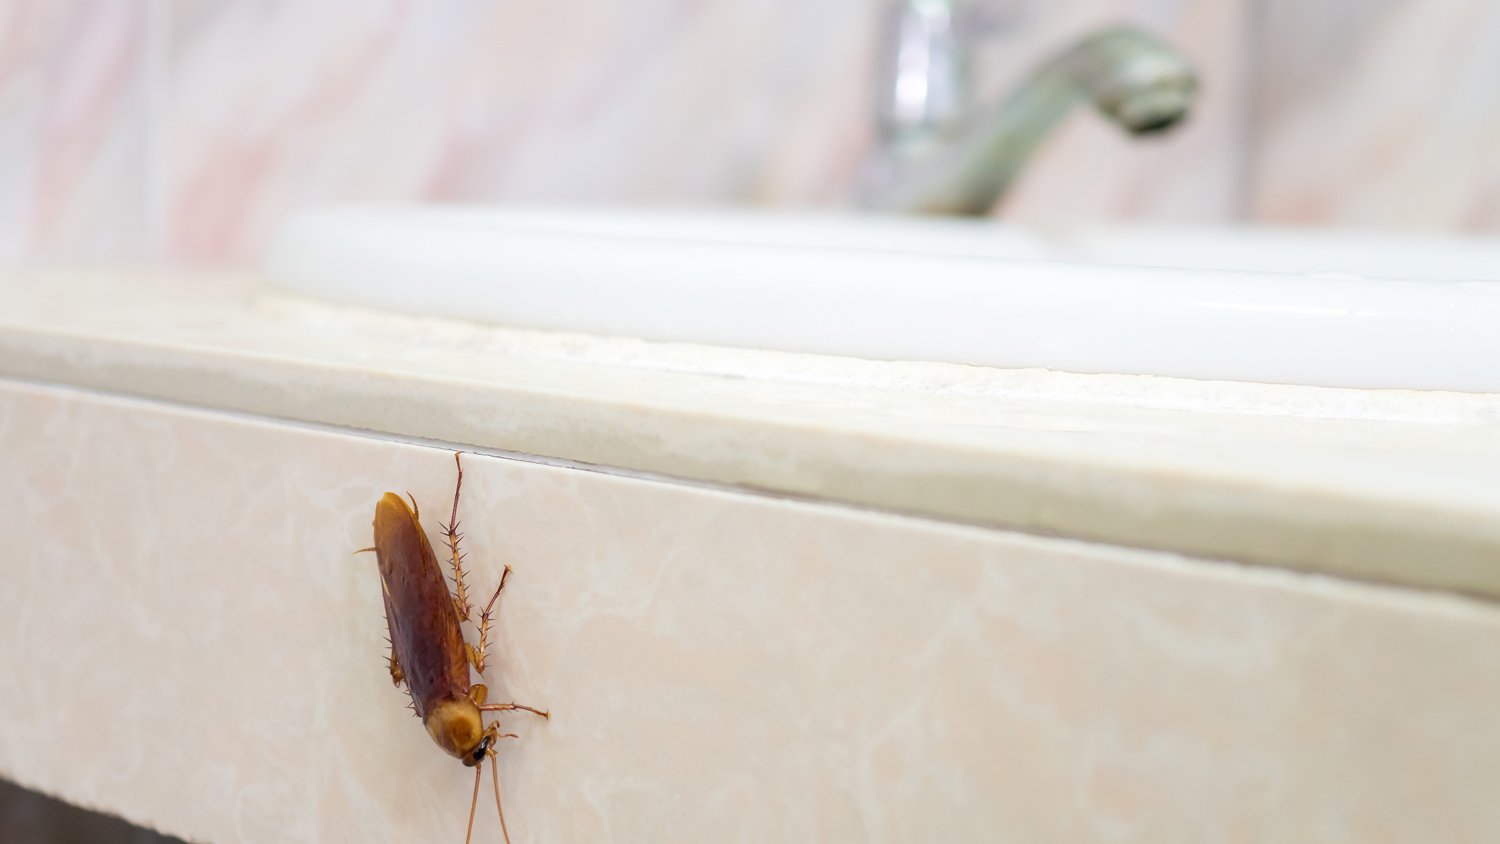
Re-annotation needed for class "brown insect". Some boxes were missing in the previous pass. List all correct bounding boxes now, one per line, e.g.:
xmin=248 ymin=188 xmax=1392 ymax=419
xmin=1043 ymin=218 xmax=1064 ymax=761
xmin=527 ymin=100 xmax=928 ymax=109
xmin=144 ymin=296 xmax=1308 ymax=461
xmin=362 ymin=452 xmax=548 ymax=843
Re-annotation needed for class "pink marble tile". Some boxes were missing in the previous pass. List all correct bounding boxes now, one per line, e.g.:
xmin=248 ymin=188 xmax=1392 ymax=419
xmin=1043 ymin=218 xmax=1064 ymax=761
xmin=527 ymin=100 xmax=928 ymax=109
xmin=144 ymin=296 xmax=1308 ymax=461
xmin=1250 ymin=0 xmax=1500 ymax=230
xmin=159 ymin=0 xmax=1251 ymax=261
xmin=161 ymin=0 xmax=878 ymax=260
xmin=0 ymin=0 xmax=151 ymax=258
xmin=16 ymin=0 xmax=1500 ymax=261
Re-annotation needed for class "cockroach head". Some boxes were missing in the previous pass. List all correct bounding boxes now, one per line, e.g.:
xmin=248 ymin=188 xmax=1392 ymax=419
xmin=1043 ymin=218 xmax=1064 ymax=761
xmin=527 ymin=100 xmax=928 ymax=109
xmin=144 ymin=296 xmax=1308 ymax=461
xmin=463 ymin=734 xmax=493 ymax=768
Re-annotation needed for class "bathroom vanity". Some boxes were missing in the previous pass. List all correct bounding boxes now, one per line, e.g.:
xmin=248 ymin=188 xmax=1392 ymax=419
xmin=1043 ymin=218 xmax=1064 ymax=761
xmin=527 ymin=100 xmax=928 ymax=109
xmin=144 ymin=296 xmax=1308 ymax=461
xmin=3 ymin=214 xmax=1499 ymax=841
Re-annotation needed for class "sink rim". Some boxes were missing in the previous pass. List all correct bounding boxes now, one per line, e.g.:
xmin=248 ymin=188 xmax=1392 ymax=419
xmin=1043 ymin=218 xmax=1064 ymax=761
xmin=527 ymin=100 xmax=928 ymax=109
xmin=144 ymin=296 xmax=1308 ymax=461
xmin=265 ymin=205 xmax=1500 ymax=393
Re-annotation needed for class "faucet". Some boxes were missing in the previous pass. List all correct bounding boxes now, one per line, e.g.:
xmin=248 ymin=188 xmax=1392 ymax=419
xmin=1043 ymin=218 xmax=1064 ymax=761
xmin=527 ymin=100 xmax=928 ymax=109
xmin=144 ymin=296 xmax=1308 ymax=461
xmin=859 ymin=1 xmax=1199 ymax=216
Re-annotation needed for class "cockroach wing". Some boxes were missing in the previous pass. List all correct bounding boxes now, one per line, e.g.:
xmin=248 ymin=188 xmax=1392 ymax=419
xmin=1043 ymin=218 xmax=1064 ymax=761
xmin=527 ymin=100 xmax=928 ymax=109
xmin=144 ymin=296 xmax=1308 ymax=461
xmin=372 ymin=492 xmax=471 ymax=718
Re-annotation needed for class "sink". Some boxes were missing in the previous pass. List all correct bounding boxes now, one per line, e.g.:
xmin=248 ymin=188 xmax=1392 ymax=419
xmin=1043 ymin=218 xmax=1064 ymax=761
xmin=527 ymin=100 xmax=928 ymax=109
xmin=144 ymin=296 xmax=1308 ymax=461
xmin=265 ymin=206 xmax=1500 ymax=392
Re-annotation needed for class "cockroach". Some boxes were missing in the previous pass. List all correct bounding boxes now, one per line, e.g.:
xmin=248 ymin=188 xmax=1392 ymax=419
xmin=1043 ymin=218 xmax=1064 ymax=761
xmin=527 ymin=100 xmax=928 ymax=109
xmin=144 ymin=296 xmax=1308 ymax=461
xmin=361 ymin=452 xmax=548 ymax=844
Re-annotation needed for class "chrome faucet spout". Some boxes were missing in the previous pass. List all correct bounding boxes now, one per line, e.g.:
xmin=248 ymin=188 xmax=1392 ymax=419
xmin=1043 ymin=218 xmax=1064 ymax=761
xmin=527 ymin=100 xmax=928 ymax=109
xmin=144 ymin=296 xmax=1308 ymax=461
xmin=861 ymin=18 xmax=1199 ymax=216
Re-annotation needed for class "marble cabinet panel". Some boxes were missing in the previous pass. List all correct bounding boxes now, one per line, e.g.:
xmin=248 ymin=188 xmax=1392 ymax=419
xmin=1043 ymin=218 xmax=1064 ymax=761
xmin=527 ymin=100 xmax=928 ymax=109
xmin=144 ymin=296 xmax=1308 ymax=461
xmin=3 ymin=378 xmax=1499 ymax=841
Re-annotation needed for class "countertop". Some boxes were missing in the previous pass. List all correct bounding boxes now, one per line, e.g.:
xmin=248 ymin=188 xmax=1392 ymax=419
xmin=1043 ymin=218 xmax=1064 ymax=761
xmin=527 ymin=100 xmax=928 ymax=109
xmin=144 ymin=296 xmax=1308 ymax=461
xmin=5 ymin=267 xmax=1500 ymax=598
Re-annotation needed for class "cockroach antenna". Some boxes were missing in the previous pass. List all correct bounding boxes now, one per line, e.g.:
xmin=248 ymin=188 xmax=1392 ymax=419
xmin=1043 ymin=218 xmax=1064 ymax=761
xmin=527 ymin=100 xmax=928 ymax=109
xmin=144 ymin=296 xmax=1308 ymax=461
xmin=465 ymin=763 xmax=484 ymax=844
xmin=491 ymin=751 xmax=510 ymax=844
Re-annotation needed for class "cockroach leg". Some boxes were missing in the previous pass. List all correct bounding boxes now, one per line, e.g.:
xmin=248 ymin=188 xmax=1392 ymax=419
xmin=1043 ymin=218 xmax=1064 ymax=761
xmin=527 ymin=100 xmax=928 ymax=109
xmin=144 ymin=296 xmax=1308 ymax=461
xmin=477 ymin=720 xmax=519 ymax=744
xmin=440 ymin=452 xmax=474 ymax=622
xmin=487 ymin=567 xmax=512 ymax=609
xmin=479 ymin=702 xmax=550 ymax=720
xmin=473 ymin=723 xmax=521 ymax=844
xmin=468 ymin=683 xmax=489 ymax=706
xmin=470 ymin=566 xmax=511 ymax=674
xmin=388 ymin=647 xmax=405 ymax=687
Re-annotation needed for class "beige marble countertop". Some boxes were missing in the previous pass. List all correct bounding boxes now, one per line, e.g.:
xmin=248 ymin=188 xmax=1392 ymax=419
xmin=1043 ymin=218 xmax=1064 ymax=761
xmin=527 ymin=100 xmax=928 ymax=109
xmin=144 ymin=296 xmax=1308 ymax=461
xmin=4 ymin=267 xmax=1500 ymax=598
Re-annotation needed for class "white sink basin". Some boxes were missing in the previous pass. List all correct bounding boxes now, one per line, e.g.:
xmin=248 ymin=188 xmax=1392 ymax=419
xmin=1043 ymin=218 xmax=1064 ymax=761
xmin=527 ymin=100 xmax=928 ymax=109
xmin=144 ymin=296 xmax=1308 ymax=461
xmin=265 ymin=207 xmax=1500 ymax=392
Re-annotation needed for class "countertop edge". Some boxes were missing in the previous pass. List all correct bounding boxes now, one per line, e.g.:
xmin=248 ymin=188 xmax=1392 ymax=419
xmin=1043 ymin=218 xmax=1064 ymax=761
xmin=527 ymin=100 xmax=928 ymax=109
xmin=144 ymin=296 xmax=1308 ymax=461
xmin=5 ymin=309 xmax=1500 ymax=603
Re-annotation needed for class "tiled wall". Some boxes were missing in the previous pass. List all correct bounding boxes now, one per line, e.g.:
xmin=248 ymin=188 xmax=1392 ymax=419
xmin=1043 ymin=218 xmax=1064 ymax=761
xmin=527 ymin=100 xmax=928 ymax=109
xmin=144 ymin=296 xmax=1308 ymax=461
xmin=1 ymin=0 xmax=1495 ymax=261
xmin=1248 ymin=0 xmax=1500 ymax=230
